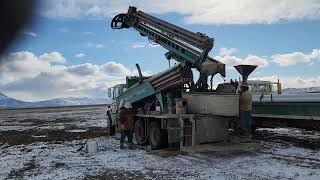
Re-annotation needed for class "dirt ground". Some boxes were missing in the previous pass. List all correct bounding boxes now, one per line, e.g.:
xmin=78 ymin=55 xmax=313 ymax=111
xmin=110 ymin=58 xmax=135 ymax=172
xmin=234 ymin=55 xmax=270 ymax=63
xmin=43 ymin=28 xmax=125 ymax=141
xmin=1 ymin=105 xmax=320 ymax=179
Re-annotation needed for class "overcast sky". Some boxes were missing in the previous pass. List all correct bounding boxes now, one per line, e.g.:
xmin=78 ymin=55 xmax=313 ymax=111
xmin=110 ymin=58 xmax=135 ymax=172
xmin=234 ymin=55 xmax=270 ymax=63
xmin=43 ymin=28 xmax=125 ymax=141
xmin=1 ymin=0 xmax=320 ymax=101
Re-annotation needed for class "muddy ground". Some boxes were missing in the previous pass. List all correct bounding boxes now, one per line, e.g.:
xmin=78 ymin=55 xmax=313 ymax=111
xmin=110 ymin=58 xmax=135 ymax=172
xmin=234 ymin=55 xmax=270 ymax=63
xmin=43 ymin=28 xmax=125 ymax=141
xmin=1 ymin=105 xmax=320 ymax=179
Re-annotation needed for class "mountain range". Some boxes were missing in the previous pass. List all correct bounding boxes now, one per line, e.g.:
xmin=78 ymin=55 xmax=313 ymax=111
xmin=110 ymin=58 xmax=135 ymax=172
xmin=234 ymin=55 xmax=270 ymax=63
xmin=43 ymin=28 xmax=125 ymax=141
xmin=0 ymin=92 xmax=111 ymax=109
xmin=282 ymin=87 xmax=320 ymax=94
xmin=1 ymin=87 xmax=319 ymax=108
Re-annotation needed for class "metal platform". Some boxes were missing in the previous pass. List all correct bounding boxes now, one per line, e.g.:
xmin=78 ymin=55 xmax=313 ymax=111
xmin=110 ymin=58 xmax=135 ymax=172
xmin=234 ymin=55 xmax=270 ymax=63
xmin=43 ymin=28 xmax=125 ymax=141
xmin=136 ymin=113 xmax=232 ymax=149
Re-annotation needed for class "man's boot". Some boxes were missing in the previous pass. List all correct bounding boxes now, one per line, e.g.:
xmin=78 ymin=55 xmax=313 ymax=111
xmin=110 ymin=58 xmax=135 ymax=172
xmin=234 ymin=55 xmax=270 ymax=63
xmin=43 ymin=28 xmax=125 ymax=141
xmin=120 ymin=142 xmax=124 ymax=149
xmin=128 ymin=143 xmax=133 ymax=149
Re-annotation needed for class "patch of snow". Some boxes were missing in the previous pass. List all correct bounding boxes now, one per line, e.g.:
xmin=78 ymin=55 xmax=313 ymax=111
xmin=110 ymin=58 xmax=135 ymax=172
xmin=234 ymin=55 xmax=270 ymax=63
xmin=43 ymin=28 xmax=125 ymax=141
xmin=31 ymin=135 xmax=47 ymax=138
xmin=1 ymin=106 xmax=320 ymax=179
xmin=0 ymin=106 xmax=108 ymax=131
xmin=1 ymin=136 xmax=320 ymax=179
xmin=0 ymin=125 xmax=36 ymax=131
xmin=258 ymin=127 xmax=301 ymax=134
xmin=38 ymin=125 xmax=66 ymax=130
xmin=282 ymin=87 xmax=320 ymax=94
xmin=257 ymin=127 xmax=320 ymax=139
xmin=67 ymin=129 xmax=87 ymax=133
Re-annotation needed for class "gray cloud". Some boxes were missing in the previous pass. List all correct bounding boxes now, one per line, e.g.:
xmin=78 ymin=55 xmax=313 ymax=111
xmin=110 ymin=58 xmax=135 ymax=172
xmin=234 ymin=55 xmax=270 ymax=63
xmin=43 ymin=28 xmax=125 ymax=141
xmin=74 ymin=53 xmax=86 ymax=58
xmin=42 ymin=0 xmax=320 ymax=24
xmin=272 ymin=49 xmax=320 ymax=66
xmin=218 ymin=48 xmax=238 ymax=56
xmin=215 ymin=48 xmax=320 ymax=68
xmin=0 ymin=51 xmax=140 ymax=101
xmin=87 ymin=43 xmax=103 ymax=48
xmin=39 ymin=52 xmax=66 ymax=63
xmin=214 ymin=54 xmax=269 ymax=68
xmin=251 ymin=75 xmax=320 ymax=88
xmin=100 ymin=61 xmax=132 ymax=76
xmin=67 ymin=63 xmax=99 ymax=76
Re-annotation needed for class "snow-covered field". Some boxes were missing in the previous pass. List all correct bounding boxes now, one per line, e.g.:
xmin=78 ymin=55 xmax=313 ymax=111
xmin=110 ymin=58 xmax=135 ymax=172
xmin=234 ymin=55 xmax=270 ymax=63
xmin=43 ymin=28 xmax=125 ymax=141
xmin=0 ymin=105 xmax=108 ymax=131
xmin=1 ymin=106 xmax=320 ymax=179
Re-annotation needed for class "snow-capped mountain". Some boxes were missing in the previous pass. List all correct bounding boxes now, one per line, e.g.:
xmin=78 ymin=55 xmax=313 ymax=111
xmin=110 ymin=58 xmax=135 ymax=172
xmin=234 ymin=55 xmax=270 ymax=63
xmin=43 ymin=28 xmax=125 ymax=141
xmin=0 ymin=93 xmax=32 ymax=108
xmin=0 ymin=92 xmax=111 ymax=109
xmin=282 ymin=87 xmax=320 ymax=94
xmin=33 ymin=97 xmax=111 ymax=106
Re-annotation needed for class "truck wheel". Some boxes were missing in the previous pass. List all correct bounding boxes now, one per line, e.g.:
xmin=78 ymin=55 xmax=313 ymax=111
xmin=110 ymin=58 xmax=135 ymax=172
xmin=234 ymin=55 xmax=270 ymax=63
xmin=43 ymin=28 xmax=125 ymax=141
xmin=134 ymin=119 xmax=146 ymax=145
xmin=149 ymin=122 xmax=162 ymax=150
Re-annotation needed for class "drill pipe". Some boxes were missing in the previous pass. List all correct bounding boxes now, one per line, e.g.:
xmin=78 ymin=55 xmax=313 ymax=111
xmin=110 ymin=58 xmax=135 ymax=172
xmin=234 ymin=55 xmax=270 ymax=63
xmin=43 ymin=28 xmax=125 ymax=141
xmin=148 ymin=64 xmax=184 ymax=82
xmin=150 ymin=71 xmax=181 ymax=85
xmin=152 ymin=73 xmax=184 ymax=89
xmin=155 ymin=79 xmax=189 ymax=91
xmin=155 ymin=80 xmax=191 ymax=91
xmin=151 ymin=67 xmax=192 ymax=89
xmin=150 ymin=66 xmax=191 ymax=83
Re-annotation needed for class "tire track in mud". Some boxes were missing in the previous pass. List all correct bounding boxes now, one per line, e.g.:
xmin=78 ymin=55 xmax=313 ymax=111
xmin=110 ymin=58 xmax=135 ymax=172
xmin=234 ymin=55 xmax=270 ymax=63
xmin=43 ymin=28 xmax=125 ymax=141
xmin=253 ymin=128 xmax=320 ymax=171
xmin=260 ymin=151 xmax=320 ymax=163
xmin=253 ymin=128 xmax=320 ymax=150
xmin=0 ymin=127 xmax=110 ymax=145
xmin=258 ymin=151 xmax=320 ymax=169
xmin=156 ymin=150 xmax=265 ymax=179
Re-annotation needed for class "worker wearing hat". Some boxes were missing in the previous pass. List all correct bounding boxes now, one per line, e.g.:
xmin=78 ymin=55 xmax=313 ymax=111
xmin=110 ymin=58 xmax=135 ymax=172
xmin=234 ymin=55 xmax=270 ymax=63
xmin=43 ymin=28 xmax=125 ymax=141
xmin=239 ymin=84 xmax=253 ymax=142
xmin=119 ymin=101 xmax=135 ymax=149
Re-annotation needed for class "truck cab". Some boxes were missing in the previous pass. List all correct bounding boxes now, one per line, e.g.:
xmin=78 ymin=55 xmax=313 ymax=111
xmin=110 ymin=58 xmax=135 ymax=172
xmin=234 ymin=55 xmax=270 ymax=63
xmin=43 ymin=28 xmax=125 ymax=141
xmin=107 ymin=76 xmax=148 ymax=128
xmin=247 ymin=80 xmax=282 ymax=103
xmin=107 ymin=83 xmax=126 ymax=128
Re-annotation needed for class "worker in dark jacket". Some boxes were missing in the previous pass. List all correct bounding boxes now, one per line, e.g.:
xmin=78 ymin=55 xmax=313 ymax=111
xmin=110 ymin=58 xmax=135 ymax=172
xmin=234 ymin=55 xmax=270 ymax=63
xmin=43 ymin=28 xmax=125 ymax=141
xmin=119 ymin=102 xmax=135 ymax=149
xmin=239 ymin=84 xmax=253 ymax=142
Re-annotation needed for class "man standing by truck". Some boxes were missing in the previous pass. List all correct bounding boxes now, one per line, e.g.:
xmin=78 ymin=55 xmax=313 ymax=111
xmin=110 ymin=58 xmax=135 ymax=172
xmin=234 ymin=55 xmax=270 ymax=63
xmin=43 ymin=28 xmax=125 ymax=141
xmin=119 ymin=102 xmax=135 ymax=149
xmin=239 ymin=84 xmax=253 ymax=142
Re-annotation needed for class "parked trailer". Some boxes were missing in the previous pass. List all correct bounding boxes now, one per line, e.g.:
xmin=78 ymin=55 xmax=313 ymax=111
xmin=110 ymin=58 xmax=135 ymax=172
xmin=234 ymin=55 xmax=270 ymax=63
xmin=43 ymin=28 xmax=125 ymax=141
xmin=247 ymin=80 xmax=320 ymax=130
xmin=252 ymin=100 xmax=320 ymax=130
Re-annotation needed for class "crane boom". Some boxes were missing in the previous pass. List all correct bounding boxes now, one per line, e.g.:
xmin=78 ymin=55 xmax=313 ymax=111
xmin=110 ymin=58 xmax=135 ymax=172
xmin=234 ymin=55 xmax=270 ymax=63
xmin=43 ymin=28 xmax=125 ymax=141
xmin=111 ymin=6 xmax=225 ymax=91
xmin=134 ymin=8 xmax=213 ymax=50
xmin=112 ymin=7 xmax=222 ymax=68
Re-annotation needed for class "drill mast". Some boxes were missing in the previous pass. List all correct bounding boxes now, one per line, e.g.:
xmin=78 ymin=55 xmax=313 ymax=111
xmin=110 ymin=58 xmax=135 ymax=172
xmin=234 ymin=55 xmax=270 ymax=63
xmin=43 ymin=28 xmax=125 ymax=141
xmin=111 ymin=6 xmax=225 ymax=91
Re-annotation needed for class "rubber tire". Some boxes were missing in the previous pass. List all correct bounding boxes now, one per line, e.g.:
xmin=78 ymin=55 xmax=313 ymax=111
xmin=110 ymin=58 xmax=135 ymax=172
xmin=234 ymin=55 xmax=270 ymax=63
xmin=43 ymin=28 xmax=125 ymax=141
xmin=149 ymin=122 xmax=163 ymax=150
xmin=134 ymin=119 xmax=147 ymax=145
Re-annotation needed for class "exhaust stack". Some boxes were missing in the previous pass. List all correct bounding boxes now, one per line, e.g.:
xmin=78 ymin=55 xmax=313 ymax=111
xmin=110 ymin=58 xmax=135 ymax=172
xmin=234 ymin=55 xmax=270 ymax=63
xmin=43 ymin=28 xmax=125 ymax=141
xmin=234 ymin=65 xmax=257 ymax=83
xmin=136 ymin=63 xmax=143 ymax=83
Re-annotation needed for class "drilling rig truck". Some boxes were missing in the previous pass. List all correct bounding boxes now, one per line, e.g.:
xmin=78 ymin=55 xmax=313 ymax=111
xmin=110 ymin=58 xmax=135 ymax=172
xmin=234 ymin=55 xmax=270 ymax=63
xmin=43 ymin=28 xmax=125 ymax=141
xmin=107 ymin=6 xmax=256 ymax=150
